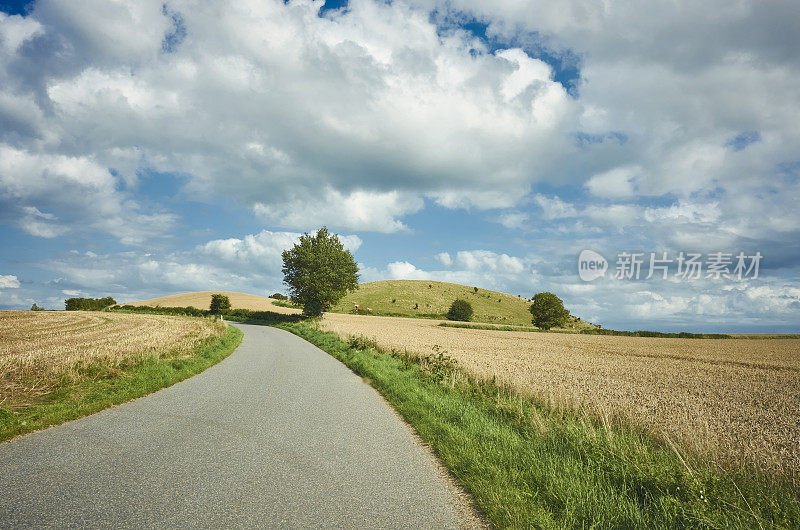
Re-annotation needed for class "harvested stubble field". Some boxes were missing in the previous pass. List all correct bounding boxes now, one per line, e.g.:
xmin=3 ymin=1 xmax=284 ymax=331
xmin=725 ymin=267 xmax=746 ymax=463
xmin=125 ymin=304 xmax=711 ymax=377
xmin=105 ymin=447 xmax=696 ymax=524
xmin=321 ymin=312 xmax=800 ymax=479
xmin=0 ymin=310 xmax=225 ymax=408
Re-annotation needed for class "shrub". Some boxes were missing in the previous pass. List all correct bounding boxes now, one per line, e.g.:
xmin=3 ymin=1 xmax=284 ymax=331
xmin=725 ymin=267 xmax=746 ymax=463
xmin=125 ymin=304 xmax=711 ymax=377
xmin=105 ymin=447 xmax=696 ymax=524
xmin=209 ymin=294 xmax=231 ymax=314
xmin=446 ymin=299 xmax=473 ymax=321
xmin=420 ymin=345 xmax=458 ymax=383
xmin=270 ymin=293 xmax=288 ymax=300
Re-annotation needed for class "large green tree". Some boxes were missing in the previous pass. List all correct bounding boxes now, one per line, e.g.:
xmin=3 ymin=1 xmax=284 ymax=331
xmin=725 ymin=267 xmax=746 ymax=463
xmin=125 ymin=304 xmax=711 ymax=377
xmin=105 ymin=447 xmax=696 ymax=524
xmin=209 ymin=293 xmax=231 ymax=314
xmin=529 ymin=292 xmax=569 ymax=330
xmin=281 ymin=227 xmax=360 ymax=317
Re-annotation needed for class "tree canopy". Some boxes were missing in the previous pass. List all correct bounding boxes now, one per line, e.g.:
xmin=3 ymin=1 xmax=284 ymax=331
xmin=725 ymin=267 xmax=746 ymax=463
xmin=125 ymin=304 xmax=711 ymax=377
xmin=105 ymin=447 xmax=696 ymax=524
xmin=64 ymin=297 xmax=116 ymax=311
xmin=529 ymin=292 xmax=569 ymax=330
xmin=281 ymin=227 xmax=359 ymax=317
xmin=209 ymin=293 xmax=231 ymax=314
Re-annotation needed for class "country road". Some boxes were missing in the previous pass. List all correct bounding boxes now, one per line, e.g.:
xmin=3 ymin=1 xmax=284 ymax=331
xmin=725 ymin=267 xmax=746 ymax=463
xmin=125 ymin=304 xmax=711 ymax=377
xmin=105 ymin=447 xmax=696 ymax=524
xmin=0 ymin=323 xmax=476 ymax=528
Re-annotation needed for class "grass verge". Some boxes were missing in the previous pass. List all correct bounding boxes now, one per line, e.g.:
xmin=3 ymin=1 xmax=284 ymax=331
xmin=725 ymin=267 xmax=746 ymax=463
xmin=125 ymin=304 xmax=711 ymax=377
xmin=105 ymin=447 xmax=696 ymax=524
xmin=438 ymin=322 xmax=575 ymax=333
xmin=277 ymin=320 xmax=798 ymax=529
xmin=0 ymin=325 xmax=242 ymax=442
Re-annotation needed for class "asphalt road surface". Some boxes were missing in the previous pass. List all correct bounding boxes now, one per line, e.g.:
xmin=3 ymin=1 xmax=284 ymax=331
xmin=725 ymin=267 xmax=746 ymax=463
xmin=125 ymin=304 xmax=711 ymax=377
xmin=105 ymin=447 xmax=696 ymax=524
xmin=0 ymin=323 xmax=474 ymax=529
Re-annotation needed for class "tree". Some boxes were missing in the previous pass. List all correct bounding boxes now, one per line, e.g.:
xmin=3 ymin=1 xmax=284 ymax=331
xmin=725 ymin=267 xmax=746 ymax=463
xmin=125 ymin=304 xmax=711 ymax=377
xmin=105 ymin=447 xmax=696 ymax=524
xmin=30 ymin=303 xmax=43 ymax=311
xmin=281 ymin=227 xmax=359 ymax=317
xmin=447 ymin=299 xmax=473 ymax=321
xmin=64 ymin=297 xmax=116 ymax=311
xmin=529 ymin=292 xmax=569 ymax=330
xmin=209 ymin=294 xmax=231 ymax=314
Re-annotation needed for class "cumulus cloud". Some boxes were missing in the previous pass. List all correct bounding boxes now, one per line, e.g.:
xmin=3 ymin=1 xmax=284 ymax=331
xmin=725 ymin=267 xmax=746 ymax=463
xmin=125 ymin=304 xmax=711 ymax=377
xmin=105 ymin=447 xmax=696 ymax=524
xmin=199 ymin=229 xmax=361 ymax=265
xmin=254 ymin=190 xmax=423 ymax=233
xmin=363 ymin=249 xmax=532 ymax=293
xmin=0 ymin=274 xmax=20 ymax=288
xmin=0 ymin=0 xmax=584 ymax=236
xmin=585 ymin=166 xmax=638 ymax=198
xmin=0 ymin=12 xmax=42 ymax=54
xmin=0 ymin=145 xmax=176 ymax=243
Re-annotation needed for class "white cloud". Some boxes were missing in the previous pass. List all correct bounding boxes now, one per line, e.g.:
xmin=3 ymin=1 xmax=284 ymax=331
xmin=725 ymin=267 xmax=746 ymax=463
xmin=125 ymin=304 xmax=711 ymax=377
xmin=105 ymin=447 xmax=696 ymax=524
xmin=585 ymin=166 xmax=639 ymax=198
xmin=533 ymin=194 xmax=577 ymax=220
xmin=199 ymin=229 xmax=361 ymax=266
xmin=0 ymin=145 xmax=176 ymax=244
xmin=364 ymin=249 xmax=531 ymax=293
xmin=0 ymin=274 xmax=20 ymax=288
xmin=496 ymin=211 xmax=529 ymax=229
xmin=585 ymin=204 xmax=641 ymax=228
xmin=0 ymin=12 xmax=42 ymax=54
xmin=0 ymin=0 xmax=583 ymax=234
xmin=254 ymin=189 xmax=423 ymax=233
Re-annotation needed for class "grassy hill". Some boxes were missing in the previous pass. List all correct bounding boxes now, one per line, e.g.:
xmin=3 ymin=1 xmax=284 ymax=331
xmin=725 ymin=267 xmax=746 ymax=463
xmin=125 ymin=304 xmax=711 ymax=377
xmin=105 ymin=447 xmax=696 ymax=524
xmin=129 ymin=283 xmax=595 ymax=328
xmin=331 ymin=280 xmax=594 ymax=328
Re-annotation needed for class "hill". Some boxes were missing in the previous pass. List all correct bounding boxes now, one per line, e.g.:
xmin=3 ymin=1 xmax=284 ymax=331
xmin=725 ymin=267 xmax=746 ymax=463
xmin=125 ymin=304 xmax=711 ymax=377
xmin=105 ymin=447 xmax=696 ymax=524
xmin=127 ymin=291 xmax=291 ymax=312
xmin=331 ymin=280 xmax=594 ymax=328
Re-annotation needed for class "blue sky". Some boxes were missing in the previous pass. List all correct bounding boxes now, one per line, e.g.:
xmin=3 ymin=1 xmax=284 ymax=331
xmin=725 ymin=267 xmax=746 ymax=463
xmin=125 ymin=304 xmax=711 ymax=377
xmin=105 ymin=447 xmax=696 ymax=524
xmin=1 ymin=0 xmax=799 ymax=332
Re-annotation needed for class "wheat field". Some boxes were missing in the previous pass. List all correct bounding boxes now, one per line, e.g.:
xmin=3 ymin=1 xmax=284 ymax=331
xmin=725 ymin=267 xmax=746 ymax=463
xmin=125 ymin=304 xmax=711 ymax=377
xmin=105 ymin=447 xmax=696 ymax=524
xmin=0 ymin=311 xmax=225 ymax=408
xmin=128 ymin=291 xmax=298 ymax=313
xmin=321 ymin=312 xmax=800 ymax=478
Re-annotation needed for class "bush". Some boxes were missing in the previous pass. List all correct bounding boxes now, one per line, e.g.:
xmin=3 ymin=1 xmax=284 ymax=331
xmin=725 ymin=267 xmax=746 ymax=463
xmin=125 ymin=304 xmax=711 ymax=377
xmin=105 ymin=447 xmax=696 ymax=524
xmin=270 ymin=293 xmax=288 ymax=300
xmin=446 ymin=299 xmax=473 ymax=321
xmin=209 ymin=294 xmax=231 ymax=314
xmin=529 ymin=292 xmax=569 ymax=330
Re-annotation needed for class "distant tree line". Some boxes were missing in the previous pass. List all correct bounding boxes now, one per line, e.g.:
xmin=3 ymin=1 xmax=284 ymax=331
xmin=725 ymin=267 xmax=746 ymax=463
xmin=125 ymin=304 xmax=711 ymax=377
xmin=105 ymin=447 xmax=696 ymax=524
xmin=64 ymin=297 xmax=116 ymax=311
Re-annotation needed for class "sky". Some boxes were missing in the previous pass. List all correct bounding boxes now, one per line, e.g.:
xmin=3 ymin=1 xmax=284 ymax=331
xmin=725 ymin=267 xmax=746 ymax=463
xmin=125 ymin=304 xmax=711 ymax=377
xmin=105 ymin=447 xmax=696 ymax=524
xmin=0 ymin=0 xmax=799 ymax=332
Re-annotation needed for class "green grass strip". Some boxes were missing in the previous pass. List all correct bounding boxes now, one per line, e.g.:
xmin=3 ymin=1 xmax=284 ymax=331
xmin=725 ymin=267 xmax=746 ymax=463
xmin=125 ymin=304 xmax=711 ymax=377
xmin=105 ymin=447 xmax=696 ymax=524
xmin=0 ymin=325 xmax=242 ymax=442
xmin=438 ymin=322 xmax=576 ymax=333
xmin=280 ymin=321 xmax=798 ymax=529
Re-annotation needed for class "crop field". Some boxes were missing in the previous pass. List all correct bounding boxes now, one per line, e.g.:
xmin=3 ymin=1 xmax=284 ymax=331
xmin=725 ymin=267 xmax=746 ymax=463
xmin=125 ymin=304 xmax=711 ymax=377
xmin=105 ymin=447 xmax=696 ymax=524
xmin=0 ymin=310 xmax=225 ymax=408
xmin=331 ymin=280 xmax=595 ymax=329
xmin=321 ymin=312 xmax=800 ymax=478
xmin=129 ymin=291 xmax=297 ymax=313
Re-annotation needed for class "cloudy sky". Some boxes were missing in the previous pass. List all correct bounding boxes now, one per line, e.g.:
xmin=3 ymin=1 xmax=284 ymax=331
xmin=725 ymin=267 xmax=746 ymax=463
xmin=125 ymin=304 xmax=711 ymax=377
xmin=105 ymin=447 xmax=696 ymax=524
xmin=1 ymin=0 xmax=799 ymax=332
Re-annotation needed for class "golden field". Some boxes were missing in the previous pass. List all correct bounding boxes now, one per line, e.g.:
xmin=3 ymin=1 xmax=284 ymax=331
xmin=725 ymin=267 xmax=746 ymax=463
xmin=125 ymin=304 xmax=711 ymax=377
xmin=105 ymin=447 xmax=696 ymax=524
xmin=127 ymin=291 xmax=298 ymax=313
xmin=0 ymin=311 xmax=225 ymax=408
xmin=321 ymin=312 xmax=800 ymax=477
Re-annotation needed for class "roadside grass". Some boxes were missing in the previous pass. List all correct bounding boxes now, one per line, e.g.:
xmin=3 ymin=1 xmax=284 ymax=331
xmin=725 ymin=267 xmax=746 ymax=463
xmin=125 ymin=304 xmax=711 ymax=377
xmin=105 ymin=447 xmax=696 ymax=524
xmin=0 ymin=325 xmax=242 ymax=442
xmin=277 ymin=320 xmax=799 ymax=529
